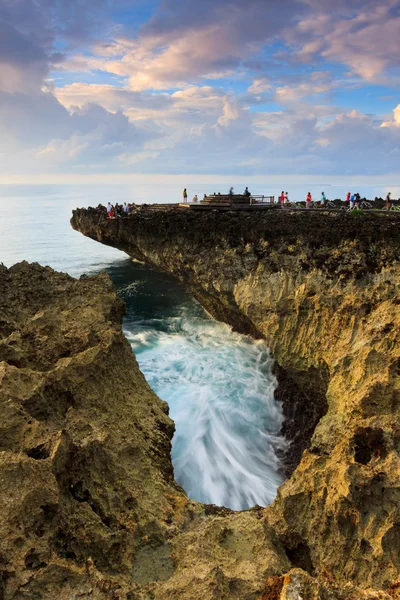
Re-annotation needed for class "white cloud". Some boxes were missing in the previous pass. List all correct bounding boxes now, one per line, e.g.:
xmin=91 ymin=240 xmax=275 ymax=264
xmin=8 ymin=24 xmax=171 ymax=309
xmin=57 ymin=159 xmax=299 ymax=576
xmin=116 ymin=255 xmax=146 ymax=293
xmin=381 ymin=104 xmax=400 ymax=128
xmin=248 ymin=78 xmax=272 ymax=94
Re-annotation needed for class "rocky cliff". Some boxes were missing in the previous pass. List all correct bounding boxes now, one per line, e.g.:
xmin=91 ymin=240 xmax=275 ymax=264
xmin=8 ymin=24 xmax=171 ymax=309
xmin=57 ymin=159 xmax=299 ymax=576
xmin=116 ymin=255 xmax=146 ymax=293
xmin=69 ymin=207 xmax=400 ymax=597
xmin=0 ymin=261 xmax=307 ymax=600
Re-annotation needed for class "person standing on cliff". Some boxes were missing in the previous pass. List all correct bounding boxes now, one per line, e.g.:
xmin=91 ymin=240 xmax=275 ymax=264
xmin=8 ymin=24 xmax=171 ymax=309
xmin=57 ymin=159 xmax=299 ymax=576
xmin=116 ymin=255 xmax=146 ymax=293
xmin=183 ymin=188 xmax=188 ymax=203
xmin=106 ymin=202 xmax=113 ymax=217
xmin=385 ymin=192 xmax=392 ymax=210
xmin=306 ymin=192 xmax=312 ymax=209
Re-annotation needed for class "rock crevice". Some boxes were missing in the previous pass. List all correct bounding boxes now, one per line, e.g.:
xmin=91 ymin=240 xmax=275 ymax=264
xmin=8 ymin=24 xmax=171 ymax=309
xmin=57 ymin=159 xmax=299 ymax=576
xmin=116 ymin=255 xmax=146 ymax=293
xmin=69 ymin=208 xmax=400 ymax=596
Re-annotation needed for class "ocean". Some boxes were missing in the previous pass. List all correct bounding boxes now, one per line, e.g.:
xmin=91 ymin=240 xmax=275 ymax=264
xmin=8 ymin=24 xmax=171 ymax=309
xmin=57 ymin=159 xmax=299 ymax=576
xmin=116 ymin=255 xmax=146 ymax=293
xmin=3 ymin=180 xmax=389 ymax=510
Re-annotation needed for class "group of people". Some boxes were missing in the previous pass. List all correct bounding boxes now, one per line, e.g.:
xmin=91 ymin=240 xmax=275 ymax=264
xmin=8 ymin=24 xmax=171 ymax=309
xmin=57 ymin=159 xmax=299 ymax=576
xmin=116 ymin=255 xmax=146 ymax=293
xmin=182 ymin=187 xmax=252 ymax=202
xmin=345 ymin=192 xmax=362 ymax=209
xmin=345 ymin=191 xmax=391 ymax=209
xmin=182 ymin=189 xmax=203 ymax=203
xmin=182 ymin=188 xmax=395 ymax=210
xmin=106 ymin=202 xmax=136 ymax=219
xmin=280 ymin=190 xmax=376 ymax=209
xmin=304 ymin=192 xmax=328 ymax=208
xmin=280 ymin=191 xmax=325 ymax=208
xmin=279 ymin=191 xmax=290 ymax=206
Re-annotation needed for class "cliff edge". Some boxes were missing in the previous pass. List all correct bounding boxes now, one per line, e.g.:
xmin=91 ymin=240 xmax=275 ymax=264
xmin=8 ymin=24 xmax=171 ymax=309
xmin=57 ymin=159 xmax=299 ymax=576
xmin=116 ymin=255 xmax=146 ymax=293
xmin=0 ymin=262 xmax=298 ymax=600
xmin=69 ymin=207 xmax=400 ymax=597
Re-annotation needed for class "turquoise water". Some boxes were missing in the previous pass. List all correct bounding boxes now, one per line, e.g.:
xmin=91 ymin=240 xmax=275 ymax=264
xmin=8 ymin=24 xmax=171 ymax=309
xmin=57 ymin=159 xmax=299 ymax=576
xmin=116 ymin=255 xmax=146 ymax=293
xmin=0 ymin=184 xmax=288 ymax=510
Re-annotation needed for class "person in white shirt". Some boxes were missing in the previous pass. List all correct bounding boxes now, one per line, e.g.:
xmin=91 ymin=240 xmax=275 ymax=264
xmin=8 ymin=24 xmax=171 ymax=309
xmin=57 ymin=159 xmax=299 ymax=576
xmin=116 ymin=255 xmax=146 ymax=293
xmin=192 ymin=195 xmax=198 ymax=202
xmin=107 ymin=202 xmax=112 ymax=214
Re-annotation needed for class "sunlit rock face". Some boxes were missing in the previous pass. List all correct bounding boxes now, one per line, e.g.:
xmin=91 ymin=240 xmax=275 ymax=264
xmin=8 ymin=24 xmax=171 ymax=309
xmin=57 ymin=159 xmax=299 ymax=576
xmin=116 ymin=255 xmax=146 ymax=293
xmin=0 ymin=262 xmax=293 ymax=600
xmin=72 ymin=207 xmax=400 ymax=596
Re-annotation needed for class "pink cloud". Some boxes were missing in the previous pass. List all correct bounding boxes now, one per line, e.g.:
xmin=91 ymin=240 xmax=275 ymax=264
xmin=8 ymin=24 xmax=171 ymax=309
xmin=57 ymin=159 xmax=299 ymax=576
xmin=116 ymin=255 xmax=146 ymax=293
xmin=287 ymin=0 xmax=400 ymax=82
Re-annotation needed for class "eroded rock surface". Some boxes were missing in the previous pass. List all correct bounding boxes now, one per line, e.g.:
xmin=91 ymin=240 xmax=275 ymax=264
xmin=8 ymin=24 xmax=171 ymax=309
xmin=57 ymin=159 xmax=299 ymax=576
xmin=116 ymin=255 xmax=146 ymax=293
xmin=0 ymin=262 xmax=292 ymax=600
xmin=70 ymin=208 xmax=400 ymax=596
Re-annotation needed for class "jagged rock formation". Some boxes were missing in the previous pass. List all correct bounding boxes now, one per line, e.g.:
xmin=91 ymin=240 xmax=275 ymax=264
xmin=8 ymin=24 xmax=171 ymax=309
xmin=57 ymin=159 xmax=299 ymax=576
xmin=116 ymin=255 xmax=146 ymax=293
xmin=0 ymin=262 xmax=294 ymax=600
xmin=69 ymin=207 xmax=400 ymax=597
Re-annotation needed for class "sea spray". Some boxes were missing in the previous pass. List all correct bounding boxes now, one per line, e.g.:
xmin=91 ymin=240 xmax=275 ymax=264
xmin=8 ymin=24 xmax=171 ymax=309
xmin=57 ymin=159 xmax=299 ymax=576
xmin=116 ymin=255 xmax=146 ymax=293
xmin=124 ymin=309 xmax=287 ymax=511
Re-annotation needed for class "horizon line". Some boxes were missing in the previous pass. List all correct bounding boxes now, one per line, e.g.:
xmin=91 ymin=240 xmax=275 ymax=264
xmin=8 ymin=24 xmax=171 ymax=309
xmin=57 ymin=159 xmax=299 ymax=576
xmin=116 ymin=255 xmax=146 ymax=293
xmin=0 ymin=173 xmax=399 ymax=186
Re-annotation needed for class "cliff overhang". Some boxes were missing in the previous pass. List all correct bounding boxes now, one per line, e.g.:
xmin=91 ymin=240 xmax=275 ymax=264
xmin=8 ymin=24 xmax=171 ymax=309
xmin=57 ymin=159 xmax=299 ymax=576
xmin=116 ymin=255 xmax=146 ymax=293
xmin=69 ymin=207 xmax=400 ymax=597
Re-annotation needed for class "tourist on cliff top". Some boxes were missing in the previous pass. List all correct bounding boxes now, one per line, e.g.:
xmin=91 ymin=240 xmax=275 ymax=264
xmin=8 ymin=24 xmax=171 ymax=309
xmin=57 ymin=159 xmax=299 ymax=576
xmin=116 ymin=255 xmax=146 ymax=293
xmin=244 ymin=187 xmax=251 ymax=197
xmin=123 ymin=202 xmax=129 ymax=215
xmin=280 ymin=191 xmax=285 ymax=205
xmin=306 ymin=192 xmax=312 ymax=208
xmin=192 ymin=194 xmax=198 ymax=202
xmin=321 ymin=192 xmax=327 ymax=206
xmin=203 ymin=194 xmax=207 ymax=201
xmin=350 ymin=194 xmax=355 ymax=209
xmin=386 ymin=192 xmax=392 ymax=210
xmin=285 ymin=192 xmax=289 ymax=206
xmin=354 ymin=193 xmax=361 ymax=208
xmin=183 ymin=188 xmax=188 ymax=202
xmin=346 ymin=192 xmax=351 ymax=204
xmin=106 ymin=202 xmax=112 ymax=215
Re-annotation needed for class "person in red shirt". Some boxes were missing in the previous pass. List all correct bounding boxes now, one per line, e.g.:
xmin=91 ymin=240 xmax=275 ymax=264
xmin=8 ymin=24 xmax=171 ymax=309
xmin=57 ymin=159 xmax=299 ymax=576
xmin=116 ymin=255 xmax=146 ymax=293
xmin=346 ymin=192 xmax=351 ymax=203
xmin=279 ymin=191 xmax=285 ymax=205
xmin=306 ymin=192 xmax=312 ymax=209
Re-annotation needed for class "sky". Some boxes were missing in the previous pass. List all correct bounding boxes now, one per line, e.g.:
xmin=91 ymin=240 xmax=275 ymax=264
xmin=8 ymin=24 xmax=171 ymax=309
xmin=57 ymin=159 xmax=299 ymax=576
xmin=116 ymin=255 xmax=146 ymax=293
xmin=0 ymin=0 xmax=399 ymax=180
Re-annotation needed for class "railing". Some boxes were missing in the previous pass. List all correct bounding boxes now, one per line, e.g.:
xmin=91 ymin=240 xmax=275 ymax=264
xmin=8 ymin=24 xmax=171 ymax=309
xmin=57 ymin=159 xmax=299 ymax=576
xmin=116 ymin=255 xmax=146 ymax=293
xmin=199 ymin=194 xmax=275 ymax=206
xmin=250 ymin=195 xmax=275 ymax=205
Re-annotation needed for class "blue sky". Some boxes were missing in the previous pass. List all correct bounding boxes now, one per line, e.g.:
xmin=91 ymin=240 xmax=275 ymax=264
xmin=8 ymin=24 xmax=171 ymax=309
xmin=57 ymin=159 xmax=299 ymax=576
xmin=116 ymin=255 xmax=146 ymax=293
xmin=0 ymin=0 xmax=399 ymax=179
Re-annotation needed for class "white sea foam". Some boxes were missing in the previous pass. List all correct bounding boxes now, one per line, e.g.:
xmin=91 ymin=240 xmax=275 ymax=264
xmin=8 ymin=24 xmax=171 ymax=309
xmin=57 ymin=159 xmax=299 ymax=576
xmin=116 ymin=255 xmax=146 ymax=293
xmin=124 ymin=311 xmax=287 ymax=511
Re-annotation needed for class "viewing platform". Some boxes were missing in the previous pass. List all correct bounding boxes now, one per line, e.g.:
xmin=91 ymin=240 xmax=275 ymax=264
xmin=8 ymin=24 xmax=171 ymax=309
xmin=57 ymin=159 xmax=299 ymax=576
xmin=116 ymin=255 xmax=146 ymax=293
xmin=179 ymin=194 xmax=276 ymax=210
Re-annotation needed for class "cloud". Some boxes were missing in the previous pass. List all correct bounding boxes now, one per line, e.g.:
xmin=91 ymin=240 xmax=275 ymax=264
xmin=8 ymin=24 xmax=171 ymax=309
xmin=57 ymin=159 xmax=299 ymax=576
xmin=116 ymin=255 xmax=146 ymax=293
xmin=60 ymin=0 xmax=400 ymax=94
xmin=61 ymin=0 xmax=306 ymax=91
xmin=0 ymin=88 xmax=156 ymax=173
xmin=0 ymin=2 xmax=55 ymax=92
xmin=381 ymin=104 xmax=400 ymax=128
xmin=286 ymin=0 xmax=400 ymax=82
xmin=248 ymin=78 xmax=272 ymax=95
xmin=0 ymin=0 xmax=132 ymax=92
xmin=1 ymin=0 xmax=400 ymax=177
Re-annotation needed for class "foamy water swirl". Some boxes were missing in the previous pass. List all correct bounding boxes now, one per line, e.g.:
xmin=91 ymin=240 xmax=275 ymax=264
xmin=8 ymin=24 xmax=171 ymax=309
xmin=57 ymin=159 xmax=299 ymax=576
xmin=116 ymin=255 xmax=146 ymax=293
xmin=125 ymin=313 xmax=287 ymax=511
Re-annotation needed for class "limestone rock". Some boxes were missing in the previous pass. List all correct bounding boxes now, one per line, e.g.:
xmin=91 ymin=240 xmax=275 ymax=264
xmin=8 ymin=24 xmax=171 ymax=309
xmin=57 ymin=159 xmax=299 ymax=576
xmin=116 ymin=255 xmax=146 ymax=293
xmin=71 ymin=208 xmax=400 ymax=595
xmin=0 ymin=262 xmax=291 ymax=599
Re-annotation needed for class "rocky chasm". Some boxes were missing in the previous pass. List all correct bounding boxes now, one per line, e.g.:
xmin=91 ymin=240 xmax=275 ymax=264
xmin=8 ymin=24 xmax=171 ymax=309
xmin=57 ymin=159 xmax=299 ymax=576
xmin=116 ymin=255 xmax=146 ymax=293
xmin=0 ymin=208 xmax=399 ymax=599
xmin=72 ymin=208 xmax=400 ymax=597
